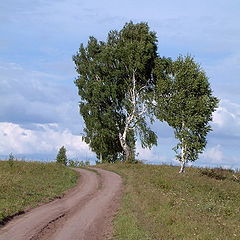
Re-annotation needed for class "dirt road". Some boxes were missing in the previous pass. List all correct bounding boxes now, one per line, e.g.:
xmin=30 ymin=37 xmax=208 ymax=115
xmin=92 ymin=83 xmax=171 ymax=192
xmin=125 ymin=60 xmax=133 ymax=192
xmin=0 ymin=168 xmax=122 ymax=240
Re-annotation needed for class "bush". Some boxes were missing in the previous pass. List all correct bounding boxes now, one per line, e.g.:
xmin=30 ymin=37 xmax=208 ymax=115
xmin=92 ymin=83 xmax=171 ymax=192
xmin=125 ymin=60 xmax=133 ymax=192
xmin=200 ymin=167 xmax=233 ymax=180
xmin=56 ymin=146 xmax=68 ymax=166
xmin=8 ymin=153 xmax=15 ymax=167
xmin=68 ymin=159 xmax=78 ymax=167
xmin=67 ymin=160 xmax=91 ymax=167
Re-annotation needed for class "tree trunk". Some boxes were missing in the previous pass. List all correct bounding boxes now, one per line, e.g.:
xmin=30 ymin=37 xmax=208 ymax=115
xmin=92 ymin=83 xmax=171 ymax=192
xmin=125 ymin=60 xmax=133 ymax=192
xmin=179 ymin=160 xmax=186 ymax=173
xmin=124 ymin=145 xmax=131 ymax=162
xmin=179 ymin=122 xmax=186 ymax=173
xmin=119 ymin=133 xmax=131 ymax=162
xmin=118 ymin=70 xmax=140 ymax=162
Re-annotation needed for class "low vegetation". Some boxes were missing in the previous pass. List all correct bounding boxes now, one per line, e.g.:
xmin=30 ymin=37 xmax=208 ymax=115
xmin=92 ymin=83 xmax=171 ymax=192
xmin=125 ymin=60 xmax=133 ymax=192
xmin=68 ymin=159 xmax=90 ymax=167
xmin=0 ymin=160 xmax=78 ymax=224
xmin=100 ymin=163 xmax=240 ymax=240
xmin=56 ymin=146 xmax=68 ymax=166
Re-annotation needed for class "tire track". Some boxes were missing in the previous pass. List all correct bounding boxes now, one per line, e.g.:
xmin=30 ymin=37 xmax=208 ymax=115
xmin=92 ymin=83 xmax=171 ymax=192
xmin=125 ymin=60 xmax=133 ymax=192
xmin=0 ymin=168 xmax=122 ymax=240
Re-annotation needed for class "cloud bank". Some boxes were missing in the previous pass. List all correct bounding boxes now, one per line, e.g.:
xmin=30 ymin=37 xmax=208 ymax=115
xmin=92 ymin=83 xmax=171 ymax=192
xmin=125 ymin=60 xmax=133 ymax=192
xmin=0 ymin=122 xmax=93 ymax=160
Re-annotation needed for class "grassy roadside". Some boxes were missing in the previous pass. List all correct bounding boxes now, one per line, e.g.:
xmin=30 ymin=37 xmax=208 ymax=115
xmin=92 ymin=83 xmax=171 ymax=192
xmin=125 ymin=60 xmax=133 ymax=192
xmin=0 ymin=161 xmax=78 ymax=223
xmin=100 ymin=163 xmax=240 ymax=240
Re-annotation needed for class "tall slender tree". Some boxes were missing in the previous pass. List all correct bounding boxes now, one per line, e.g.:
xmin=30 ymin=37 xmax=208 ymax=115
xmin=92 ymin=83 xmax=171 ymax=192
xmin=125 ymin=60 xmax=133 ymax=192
xmin=74 ymin=22 xmax=158 ymax=162
xmin=154 ymin=56 xmax=219 ymax=172
xmin=110 ymin=22 xmax=158 ymax=161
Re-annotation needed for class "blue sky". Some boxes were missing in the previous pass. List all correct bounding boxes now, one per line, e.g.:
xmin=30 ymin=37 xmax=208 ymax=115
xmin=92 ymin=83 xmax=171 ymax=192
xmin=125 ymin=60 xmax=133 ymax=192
xmin=1 ymin=0 xmax=240 ymax=168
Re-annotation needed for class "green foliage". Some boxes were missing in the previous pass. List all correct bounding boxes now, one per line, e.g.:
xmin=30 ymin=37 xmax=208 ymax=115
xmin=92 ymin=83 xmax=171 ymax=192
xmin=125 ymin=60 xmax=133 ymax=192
xmin=73 ymin=21 xmax=158 ymax=162
xmin=68 ymin=159 xmax=90 ymax=167
xmin=85 ymin=160 xmax=90 ymax=166
xmin=73 ymin=36 xmax=123 ymax=162
xmin=8 ymin=153 xmax=15 ymax=168
xmin=74 ymin=22 xmax=218 ymax=166
xmin=56 ymin=146 xmax=68 ymax=166
xmin=154 ymin=56 xmax=219 ymax=168
xmin=0 ymin=161 xmax=78 ymax=222
xmin=68 ymin=159 xmax=78 ymax=167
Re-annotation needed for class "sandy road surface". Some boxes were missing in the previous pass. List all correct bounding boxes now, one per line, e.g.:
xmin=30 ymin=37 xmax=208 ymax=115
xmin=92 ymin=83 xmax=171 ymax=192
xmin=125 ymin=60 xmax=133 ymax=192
xmin=0 ymin=168 xmax=122 ymax=240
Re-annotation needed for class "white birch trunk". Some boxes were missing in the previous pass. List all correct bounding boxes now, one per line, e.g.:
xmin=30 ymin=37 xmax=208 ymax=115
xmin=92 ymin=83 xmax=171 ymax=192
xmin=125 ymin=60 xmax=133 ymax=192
xmin=119 ymin=132 xmax=131 ymax=162
xmin=119 ymin=70 xmax=141 ymax=162
xmin=179 ymin=121 xmax=186 ymax=173
xmin=179 ymin=158 xmax=186 ymax=173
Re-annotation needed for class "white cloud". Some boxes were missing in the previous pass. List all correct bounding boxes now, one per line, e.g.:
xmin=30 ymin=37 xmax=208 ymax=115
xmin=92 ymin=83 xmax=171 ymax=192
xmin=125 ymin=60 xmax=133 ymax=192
xmin=136 ymin=142 xmax=168 ymax=163
xmin=199 ymin=144 xmax=240 ymax=169
xmin=202 ymin=145 xmax=224 ymax=163
xmin=0 ymin=122 xmax=93 ymax=159
xmin=0 ymin=0 xmax=240 ymax=168
xmin=0 ymin=61 xmax=82 ymax=134
xmin=212 ymin=99 xmax=240 ymax=137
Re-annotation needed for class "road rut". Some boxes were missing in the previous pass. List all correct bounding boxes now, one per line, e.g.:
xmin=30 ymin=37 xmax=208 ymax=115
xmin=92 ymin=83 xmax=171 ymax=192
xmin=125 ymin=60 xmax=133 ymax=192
xmin=0 ymin=168 xmax=122 ymax=240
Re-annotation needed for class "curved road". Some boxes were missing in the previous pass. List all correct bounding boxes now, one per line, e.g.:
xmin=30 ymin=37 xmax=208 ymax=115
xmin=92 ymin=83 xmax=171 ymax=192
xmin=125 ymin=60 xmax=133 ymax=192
xmin=0 ymin=168 xmax=122 ymax=240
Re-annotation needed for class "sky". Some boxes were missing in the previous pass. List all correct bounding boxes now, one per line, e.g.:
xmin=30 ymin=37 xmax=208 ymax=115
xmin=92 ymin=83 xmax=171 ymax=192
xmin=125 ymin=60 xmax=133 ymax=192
xmin=0 ymin=0 xmax=240 ymax=168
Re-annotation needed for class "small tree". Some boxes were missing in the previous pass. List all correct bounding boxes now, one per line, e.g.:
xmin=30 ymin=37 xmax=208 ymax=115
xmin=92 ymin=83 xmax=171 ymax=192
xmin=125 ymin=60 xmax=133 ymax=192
xmin=154 ymin=56 xmax=218 ymax=173
xmin=8 ymin=153 xmax=15 ymax=167
xmin=56 ymin=146 xmax=67 ymax=166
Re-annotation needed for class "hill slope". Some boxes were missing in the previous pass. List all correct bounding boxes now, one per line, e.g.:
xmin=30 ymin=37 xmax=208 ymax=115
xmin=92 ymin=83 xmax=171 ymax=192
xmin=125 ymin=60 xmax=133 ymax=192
xmin=0 ymin=161 xmax=78 ymax=223
xmin=100 ymin=163 xmax=240 ymax=240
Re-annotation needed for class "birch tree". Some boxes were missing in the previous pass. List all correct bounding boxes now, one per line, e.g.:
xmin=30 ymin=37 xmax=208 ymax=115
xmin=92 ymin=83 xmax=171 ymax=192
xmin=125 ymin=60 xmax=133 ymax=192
xmin=111 ymin=22 xmax=158 ymax=161
xmin=74 ymin=22 xmax=158 ymax=162
xmin=73 ymin=37 xmax=123 ymax=162
xmin=154 ymin=56 xmax=218 ymax=172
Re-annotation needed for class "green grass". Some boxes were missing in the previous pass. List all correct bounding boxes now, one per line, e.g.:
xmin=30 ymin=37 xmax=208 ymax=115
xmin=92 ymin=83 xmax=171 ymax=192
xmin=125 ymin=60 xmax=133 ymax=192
xmin=0 ymin=161 xmax=79 ymax=223
xmin=99 ymin=163 xmax=240 ymax=240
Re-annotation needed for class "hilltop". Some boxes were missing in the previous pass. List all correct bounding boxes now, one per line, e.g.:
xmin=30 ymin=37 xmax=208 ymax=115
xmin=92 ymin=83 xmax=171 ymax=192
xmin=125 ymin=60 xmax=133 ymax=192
xmin=99 ymin=163 xmax=240 ymax=240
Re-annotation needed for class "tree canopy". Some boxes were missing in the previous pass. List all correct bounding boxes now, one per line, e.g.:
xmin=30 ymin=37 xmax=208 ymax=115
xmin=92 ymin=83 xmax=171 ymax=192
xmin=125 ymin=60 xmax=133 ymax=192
xmin=73 ymin=22 xmax=218 ymax=170
xmin=56 ymin=146 xmax=68 ymax=166
xmin=154 ymin=56 xmax=219 ymax=172
xmin=74 ymin=21 xmax=158 ymax=162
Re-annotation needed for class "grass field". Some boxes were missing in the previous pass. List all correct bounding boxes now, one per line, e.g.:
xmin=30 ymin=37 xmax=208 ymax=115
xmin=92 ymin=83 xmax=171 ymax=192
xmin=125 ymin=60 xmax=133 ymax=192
xmin=0 ymin=160 xmax=78 ymax=223
xmin=100 ymin=163 xmax=240 ymax=240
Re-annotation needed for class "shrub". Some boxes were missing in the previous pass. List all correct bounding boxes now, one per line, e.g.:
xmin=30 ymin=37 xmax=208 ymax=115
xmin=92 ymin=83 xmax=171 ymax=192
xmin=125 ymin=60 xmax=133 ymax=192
xmin=56 ymin=146 xmax=68 ymax=166
xmin=68 ymin=160 xmax=91 ymax=167
xmin=200 ymin=167 xmax=233 ymax=180
xmin=8 ymin=153 xmax=15 ymax=167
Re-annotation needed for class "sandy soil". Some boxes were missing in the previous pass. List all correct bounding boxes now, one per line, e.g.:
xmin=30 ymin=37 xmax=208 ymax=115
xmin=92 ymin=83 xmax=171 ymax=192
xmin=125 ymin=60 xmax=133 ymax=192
xmin=0 ymin=168 xmax=122 ymax=240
